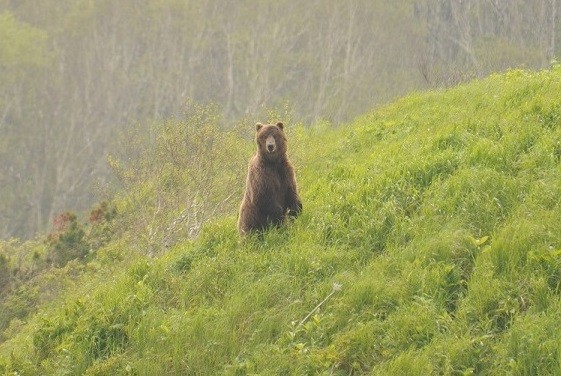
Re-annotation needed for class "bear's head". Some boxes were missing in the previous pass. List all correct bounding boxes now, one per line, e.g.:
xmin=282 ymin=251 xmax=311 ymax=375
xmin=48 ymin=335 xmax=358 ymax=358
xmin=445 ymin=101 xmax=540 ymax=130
xmin=255 ymin=122 xmax=287 ymax=162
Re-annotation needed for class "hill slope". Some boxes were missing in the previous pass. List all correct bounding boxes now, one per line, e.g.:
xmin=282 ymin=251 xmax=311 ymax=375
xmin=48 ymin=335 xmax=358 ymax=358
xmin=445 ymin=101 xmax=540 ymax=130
xmin=2 ymin=66 xmax=561 ymax=375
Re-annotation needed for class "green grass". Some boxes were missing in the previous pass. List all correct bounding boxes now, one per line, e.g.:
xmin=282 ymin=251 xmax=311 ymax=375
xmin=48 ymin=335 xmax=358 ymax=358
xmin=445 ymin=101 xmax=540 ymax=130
xmin=2 ymin=66 xmax=561 ymax=375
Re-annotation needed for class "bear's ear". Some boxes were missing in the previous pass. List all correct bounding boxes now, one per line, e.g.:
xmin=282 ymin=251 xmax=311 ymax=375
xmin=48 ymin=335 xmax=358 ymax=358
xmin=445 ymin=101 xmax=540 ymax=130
xmin=255 ymin=122 xmax=263 ymax=131
xmin=276 ymin=122 xmax=284 ymax=130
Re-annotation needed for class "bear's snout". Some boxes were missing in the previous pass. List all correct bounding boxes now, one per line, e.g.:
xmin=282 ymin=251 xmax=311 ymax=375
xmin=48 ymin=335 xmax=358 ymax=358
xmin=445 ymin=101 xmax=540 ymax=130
xmin=266 ymin=135 xmax=276 ymax=152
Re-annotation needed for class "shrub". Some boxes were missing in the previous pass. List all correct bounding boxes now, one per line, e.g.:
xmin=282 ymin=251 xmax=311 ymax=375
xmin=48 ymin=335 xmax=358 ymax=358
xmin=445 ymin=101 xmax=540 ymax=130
xmin=46 ymin=212 xmax=89 ymax=267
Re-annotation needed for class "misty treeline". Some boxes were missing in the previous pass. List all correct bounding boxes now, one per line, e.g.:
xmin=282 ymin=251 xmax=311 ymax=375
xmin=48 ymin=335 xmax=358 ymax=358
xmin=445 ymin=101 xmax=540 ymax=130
xmin=0 ymin=0 xmax=559 ymax=239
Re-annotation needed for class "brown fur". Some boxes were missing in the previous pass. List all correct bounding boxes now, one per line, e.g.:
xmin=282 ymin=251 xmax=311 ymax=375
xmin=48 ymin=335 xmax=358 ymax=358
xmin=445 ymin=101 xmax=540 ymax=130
xmin=238 ymin=122 xmax=302 ymax=235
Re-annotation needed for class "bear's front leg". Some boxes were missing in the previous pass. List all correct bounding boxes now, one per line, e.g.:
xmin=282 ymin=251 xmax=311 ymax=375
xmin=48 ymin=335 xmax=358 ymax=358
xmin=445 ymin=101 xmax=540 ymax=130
xmin=266 ymin=204 xmax=286 ymax=227
xmin=286 ymin=190 xmax=302 ymax=218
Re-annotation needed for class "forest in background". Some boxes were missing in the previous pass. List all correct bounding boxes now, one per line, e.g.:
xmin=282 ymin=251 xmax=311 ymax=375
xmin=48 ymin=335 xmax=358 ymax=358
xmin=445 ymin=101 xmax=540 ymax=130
xmin=0 ymin=0 xmax=559 ymax=239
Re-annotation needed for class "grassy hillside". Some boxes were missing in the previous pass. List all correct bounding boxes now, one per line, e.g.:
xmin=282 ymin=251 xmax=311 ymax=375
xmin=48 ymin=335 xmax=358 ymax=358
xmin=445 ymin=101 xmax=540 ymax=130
xmin=2 ymin=66 xmax=561 ymax=375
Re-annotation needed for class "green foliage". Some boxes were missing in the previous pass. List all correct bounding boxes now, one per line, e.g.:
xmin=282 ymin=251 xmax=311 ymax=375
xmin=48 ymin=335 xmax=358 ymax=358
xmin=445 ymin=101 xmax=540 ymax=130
xmin=109 ymin=103 xmax=249 ymax=254
xmin=44 ymin=203 xmax=118 ymax=267
xmin=86 ymin=201 xmax=118 ymax=250
xmin=0 ymin=203 xmax=120 ymax=344
xmin=0 ymin=239 xmax=45 ymax=338
xmin=2 ymin=67 xmax=561 ymax=374
xmin=0 ymin=11 xmax=50 ymax=78
xmin=0 ymin=253 xmax=9 ymax=291
xmin=46 ymin=212 xmax=89 ymax=267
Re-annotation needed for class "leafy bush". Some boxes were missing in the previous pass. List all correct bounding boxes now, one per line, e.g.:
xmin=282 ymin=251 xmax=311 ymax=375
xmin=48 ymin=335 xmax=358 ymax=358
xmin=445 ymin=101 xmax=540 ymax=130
xmin=46 ymin=212 xmax=89 ymax=267
xmin=109 ymin=103 xmax=250 ymax=255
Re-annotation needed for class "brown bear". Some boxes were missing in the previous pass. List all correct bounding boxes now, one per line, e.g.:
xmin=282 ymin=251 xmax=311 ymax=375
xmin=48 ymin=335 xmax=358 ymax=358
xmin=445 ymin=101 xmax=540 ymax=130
xmin=237 ymin=121 xmax=302 ymax=235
